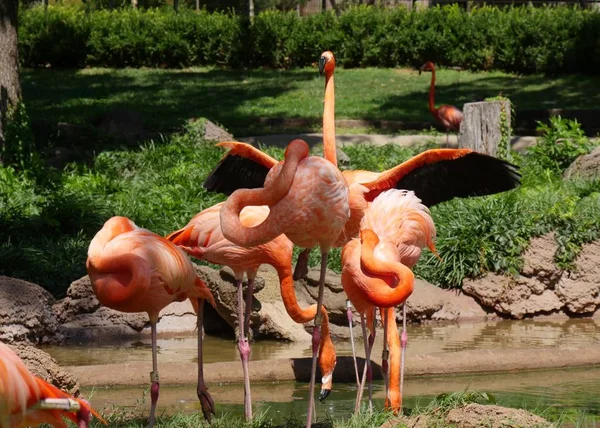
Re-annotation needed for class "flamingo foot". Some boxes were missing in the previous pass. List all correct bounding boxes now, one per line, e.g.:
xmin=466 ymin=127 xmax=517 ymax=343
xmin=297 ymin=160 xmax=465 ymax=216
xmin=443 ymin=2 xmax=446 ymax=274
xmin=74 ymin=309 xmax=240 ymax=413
xmin=197 ymin=384 xmax=215 ymax=422
xmin=76 ymin=400 xmax=91 ymax=428
xmin=293 ymin=248 xmax=310 ymax=280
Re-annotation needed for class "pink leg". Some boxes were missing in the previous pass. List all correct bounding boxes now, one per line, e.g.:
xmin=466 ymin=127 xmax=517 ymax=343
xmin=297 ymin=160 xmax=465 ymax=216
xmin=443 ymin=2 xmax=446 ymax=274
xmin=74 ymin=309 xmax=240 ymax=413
xmin=148 ymin=322 xmax=159 ymax=428
xmin=355 ymin=311 xmax=375 ymax=414
xmin=306 ymin=251 xmax=328 ymax=428
xmin=347 ymin=300 xmax=360 ymax=391
xmin=197 ymin=298 xmax=215 ymax=421
xmin=294 ymin=248 xmax=311 ymax=280
xmin=236 ymin=279 xmax=253 ymax=421
xmin=400 ymin=303 xmax=408 ymax=411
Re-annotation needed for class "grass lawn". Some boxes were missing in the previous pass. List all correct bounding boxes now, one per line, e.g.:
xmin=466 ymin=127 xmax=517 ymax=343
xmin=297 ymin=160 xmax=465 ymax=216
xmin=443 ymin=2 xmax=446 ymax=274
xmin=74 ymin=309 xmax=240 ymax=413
xmin=21 ymin=67 xmax=600 ymax=137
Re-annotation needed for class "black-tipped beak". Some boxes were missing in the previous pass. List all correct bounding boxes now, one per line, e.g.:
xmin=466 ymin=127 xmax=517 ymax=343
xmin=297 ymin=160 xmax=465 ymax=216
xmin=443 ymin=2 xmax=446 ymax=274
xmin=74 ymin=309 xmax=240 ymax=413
xmin=319 ymin=56 xmax=327 ymax=76
xmin=319 ymin=389 xmax=331 ymax=402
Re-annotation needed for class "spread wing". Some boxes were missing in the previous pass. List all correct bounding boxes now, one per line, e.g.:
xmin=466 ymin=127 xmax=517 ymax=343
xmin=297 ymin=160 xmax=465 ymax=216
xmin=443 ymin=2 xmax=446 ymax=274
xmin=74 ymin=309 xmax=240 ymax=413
xmin=203 ymin=142 xmax=278 ymax=196
xmin=362 ymin=149 xmax=521 ymax=207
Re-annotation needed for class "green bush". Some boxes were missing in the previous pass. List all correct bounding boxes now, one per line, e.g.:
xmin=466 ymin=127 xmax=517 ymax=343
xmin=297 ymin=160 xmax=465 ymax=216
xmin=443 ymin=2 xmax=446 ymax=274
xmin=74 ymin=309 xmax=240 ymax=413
xmin=527 ymin=116 xmax=594 ymax=173
xmin=18 ymin=4 xmax=600 ymax=74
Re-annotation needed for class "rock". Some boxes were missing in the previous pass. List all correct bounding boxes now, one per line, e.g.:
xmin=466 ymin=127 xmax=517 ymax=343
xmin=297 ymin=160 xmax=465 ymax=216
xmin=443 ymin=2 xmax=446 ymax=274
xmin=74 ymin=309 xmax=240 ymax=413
xmin=202 ymin=119 xmax=234 ymax=142
xmin=295 ymin=268 xmax=348 ymax=326
xmin=53 ymin=276 xmax=148 ymax=341
xmin=564 ymin=146 xmax=600 ymax=179
xmin=94 ymin=108 xmax=146 ymax=142
xmin=463 ymin=233 xmax=600 ymax=318
xmin=9 ymin=343 xmax=80 ymax=397
xmin=0 ymin=276 xmax=62 ymax=345
xmin=256 ymin=301 xmax=311 ymax=341
xmin=405 ymin=279 xmax=489 ymax=322
xmin=336 ymin=147 xmax=351 ymax=164
xmin=445 ymin=403 xmax=551 ymax=427
xmin=555 ymin=240 xmax=600 ymax=314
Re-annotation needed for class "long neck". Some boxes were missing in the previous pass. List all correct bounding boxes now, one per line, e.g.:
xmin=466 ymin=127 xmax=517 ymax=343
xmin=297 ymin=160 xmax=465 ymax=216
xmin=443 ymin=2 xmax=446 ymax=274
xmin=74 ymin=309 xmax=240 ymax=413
xmin=220 ymin=149 xmax=303 ymax=248
xmin=323 ymin=71 xmax=337 ymax=166
xmin=358 ymin=230 xmax=414 ymax=308
xmin=428 ymin=68 xmax=437 ymax=114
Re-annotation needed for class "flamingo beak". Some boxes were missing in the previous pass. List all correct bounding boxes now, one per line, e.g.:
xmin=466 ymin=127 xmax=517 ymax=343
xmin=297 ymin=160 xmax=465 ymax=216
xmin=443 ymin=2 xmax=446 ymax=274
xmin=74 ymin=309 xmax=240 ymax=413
xmin=319 ymin=388 xmax=331 ymax=401
xmin=319 ymin=56 xmax=327 ymax=76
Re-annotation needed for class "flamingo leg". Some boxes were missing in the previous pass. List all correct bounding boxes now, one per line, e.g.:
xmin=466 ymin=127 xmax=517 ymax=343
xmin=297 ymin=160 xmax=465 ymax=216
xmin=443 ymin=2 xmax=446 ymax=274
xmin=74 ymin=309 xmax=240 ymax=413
xmin=400 ymin=303 xmax=408 ymax=412
xmin=236 ymin=279 xmax=253 ymax=421
xmin=294 ymin=248 xmax=311 ymax=280
xmin=244 ymin=278 xmax=255 ymax=337
xmin=366 ymin=314 xmax=376 ymax=414
xmin=148 ymin=321 xmax=159 ymax=428
xmin=347 ymin=300 xmax=360 ymax=390
xmin=381 ymin=308 xmax=390 ymax=407
xmin=196 ymin=298 xmax=215 ymax=421
xmin=306 ymin=250 xmax=328 ymax=428
xmin=355 ymin=311 xmax=375 ymax=414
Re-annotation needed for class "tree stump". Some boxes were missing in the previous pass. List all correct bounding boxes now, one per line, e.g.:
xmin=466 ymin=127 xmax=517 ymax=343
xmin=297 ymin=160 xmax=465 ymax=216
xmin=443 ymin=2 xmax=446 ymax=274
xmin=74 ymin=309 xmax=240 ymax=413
xmin=458 ymin=100 xmax=511 ymax=157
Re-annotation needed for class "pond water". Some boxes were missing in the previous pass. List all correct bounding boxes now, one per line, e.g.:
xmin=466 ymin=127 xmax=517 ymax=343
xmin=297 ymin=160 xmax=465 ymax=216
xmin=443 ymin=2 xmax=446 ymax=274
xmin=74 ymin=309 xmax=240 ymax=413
xmin=45 ymin=317 xmax=600 ymax=367
xmin=43 ymin=317 xmax=600 ymax=424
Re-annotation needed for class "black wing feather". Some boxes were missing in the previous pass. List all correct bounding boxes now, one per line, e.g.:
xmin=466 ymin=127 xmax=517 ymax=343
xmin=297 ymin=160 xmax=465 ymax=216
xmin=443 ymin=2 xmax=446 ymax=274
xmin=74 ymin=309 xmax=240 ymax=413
xmin=396 ymin=152 xmax=521 ymax=207
xmin=203 ymin=154 xmax=271 ymax=196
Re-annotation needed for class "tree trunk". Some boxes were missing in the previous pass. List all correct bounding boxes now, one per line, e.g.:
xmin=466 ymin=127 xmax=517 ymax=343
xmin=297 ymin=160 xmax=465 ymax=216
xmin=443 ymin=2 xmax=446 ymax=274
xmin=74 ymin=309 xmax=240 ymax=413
xmin=196 ymin=0 xmax=200 ymax=11
xmin=131 ymin=0 xmax=137 ymax=8
xmin=0 ymin=0 xmax=21 ymax=165
xmin=173 ymin=0 xmax=178 ymax=11
xmin=248 ymin=0 xmax=254 ymax=18
xmin=458 ymin=100 xmax=511 ymax=157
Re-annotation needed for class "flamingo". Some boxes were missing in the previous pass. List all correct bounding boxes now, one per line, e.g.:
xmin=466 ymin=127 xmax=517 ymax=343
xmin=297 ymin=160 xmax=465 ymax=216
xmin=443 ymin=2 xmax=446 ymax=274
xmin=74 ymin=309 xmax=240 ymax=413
xmin=203 ymin=52 xmax=519 ymax=271
xmin=341 ymin=189 xmax=437 ymax=414
xmin=86 ymin=216 xmax=216 ymax=428
xmin=0 ymin=340 xmax=106 ymax=427
xmin=166 ymin=202 xmax=338 ymax=420
xmin=419 ymin=61 xmax=464 ymax=145
xmin=218 ymin=139 xmax=349 ymax=428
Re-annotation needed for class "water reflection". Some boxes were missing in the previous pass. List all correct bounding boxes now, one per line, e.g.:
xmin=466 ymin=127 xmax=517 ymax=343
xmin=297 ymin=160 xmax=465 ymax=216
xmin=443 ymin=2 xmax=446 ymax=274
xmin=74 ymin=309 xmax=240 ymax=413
xmin=44 ymin=317 xmax=600 ymax=367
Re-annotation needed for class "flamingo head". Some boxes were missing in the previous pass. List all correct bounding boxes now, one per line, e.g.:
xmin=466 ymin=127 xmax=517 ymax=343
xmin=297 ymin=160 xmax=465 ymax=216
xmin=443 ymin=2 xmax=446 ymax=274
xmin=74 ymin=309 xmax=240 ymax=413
xmin=100 ymin=216 xmax=137 ymax=239
xmin=284 ymin=139 xmax=310 ymax=161
xmin=419 ymin=61 xmax=435 ymax=75
xmin=359 ymin=228 xmax=380 ymax=246
xmin=319 ymin=51 xmax=335 ymax=76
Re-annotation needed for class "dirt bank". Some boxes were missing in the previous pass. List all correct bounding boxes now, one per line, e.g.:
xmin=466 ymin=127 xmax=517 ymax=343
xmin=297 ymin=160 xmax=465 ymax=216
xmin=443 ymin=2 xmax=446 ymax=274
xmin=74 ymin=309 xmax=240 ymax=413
xmin=68 ymin=344 xmax=600 ymax=387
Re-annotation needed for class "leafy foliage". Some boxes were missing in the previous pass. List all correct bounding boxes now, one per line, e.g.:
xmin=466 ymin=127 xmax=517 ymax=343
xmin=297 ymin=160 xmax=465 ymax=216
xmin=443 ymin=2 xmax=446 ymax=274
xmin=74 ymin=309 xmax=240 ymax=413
xmin=1 ymin=101 xmax=40 ymax=171
xmin=527 ymin=116 xmax=594 ymax=173
xmin=18 ymin=4 xmax=600 ymax=74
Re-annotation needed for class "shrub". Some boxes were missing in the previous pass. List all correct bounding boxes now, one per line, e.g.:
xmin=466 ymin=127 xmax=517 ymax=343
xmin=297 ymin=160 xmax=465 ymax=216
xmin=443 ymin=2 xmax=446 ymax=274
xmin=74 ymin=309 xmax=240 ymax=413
xmin=18 ymin=4 xmax=600 ymax=74
xmin=527 ymin=116 xmax=594 ymax=173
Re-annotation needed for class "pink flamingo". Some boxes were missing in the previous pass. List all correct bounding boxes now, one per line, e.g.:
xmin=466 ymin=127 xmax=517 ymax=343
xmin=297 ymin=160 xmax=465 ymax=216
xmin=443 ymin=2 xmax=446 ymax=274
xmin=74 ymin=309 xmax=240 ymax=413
xmin=342 ymin=189 xmax=437 ymax=414
xmin=86 ymin=216 xmax=216 ymax=428
xmin=166 ymin=202 xmax=338 ymax=420
xmin=218 ymin=139 xmax=349 ymax=427
xmin=419 ymin=61 xmax=464 ymax=144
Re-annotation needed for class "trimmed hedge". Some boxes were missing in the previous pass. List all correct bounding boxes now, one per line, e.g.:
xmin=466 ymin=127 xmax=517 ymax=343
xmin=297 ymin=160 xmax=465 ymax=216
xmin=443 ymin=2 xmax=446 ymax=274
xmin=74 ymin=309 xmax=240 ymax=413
xmin=19 ymin=4 xmax=600 ymax=74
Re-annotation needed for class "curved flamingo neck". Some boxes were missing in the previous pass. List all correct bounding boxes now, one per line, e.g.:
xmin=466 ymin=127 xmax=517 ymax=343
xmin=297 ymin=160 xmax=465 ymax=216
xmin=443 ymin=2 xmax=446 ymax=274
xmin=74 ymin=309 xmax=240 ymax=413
xmin=220 ymin=140 xmax=309 ymax=248
xmin=357 ymin=229 xmax=415 ymax=308
xmin=323 ymin=71 xmax=337 ymax=167
xmin=428 ymin=67 xmax=437 ymax=114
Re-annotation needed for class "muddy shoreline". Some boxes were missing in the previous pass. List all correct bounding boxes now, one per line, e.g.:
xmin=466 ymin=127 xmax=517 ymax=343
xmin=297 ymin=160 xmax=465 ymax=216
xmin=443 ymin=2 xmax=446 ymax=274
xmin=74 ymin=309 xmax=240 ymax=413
xmin=68 ymin=344 xmax=600 ymax=387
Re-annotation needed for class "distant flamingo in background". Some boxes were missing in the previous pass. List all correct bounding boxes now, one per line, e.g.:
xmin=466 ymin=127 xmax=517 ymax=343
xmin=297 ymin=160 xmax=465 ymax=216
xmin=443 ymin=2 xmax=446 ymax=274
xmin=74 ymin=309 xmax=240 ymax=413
xmin=218 ymin=139 xmax=349 ymax=428
xmin=419 ymin=61 xmax=464 ymax=145
xmin=0 ymin=340 xmax=106 ymax=427
xmin=86 ymin=217 xmax=216 ymax=428
xmin=166 ymin=202 xmax=338 ymax=421
xmin=341 ymin=189 xmax=437 ymax=414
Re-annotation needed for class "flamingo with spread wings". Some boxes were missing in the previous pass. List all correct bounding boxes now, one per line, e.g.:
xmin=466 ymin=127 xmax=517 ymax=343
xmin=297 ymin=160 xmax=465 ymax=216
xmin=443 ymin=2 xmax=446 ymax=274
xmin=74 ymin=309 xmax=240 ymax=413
xmin=86 ymin=217 xmax=216 ymax=428
xmin=0 ymin=340 xmax=106 ymax=428
xmin=419 ymin=61 xmax=464 ymax=144
xmin=166 ymin=202 xmax=337 ymax=420
xmin=342 ymin=189 xmax=437 ymax=414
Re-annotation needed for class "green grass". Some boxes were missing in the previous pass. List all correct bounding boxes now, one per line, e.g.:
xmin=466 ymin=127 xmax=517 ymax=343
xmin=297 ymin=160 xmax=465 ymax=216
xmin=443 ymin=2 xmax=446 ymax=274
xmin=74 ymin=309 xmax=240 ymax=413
xmin=21 ymin=67 xmax=600 ymax=137
xmin=2 ymin=117 xmax=600 ymax=297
